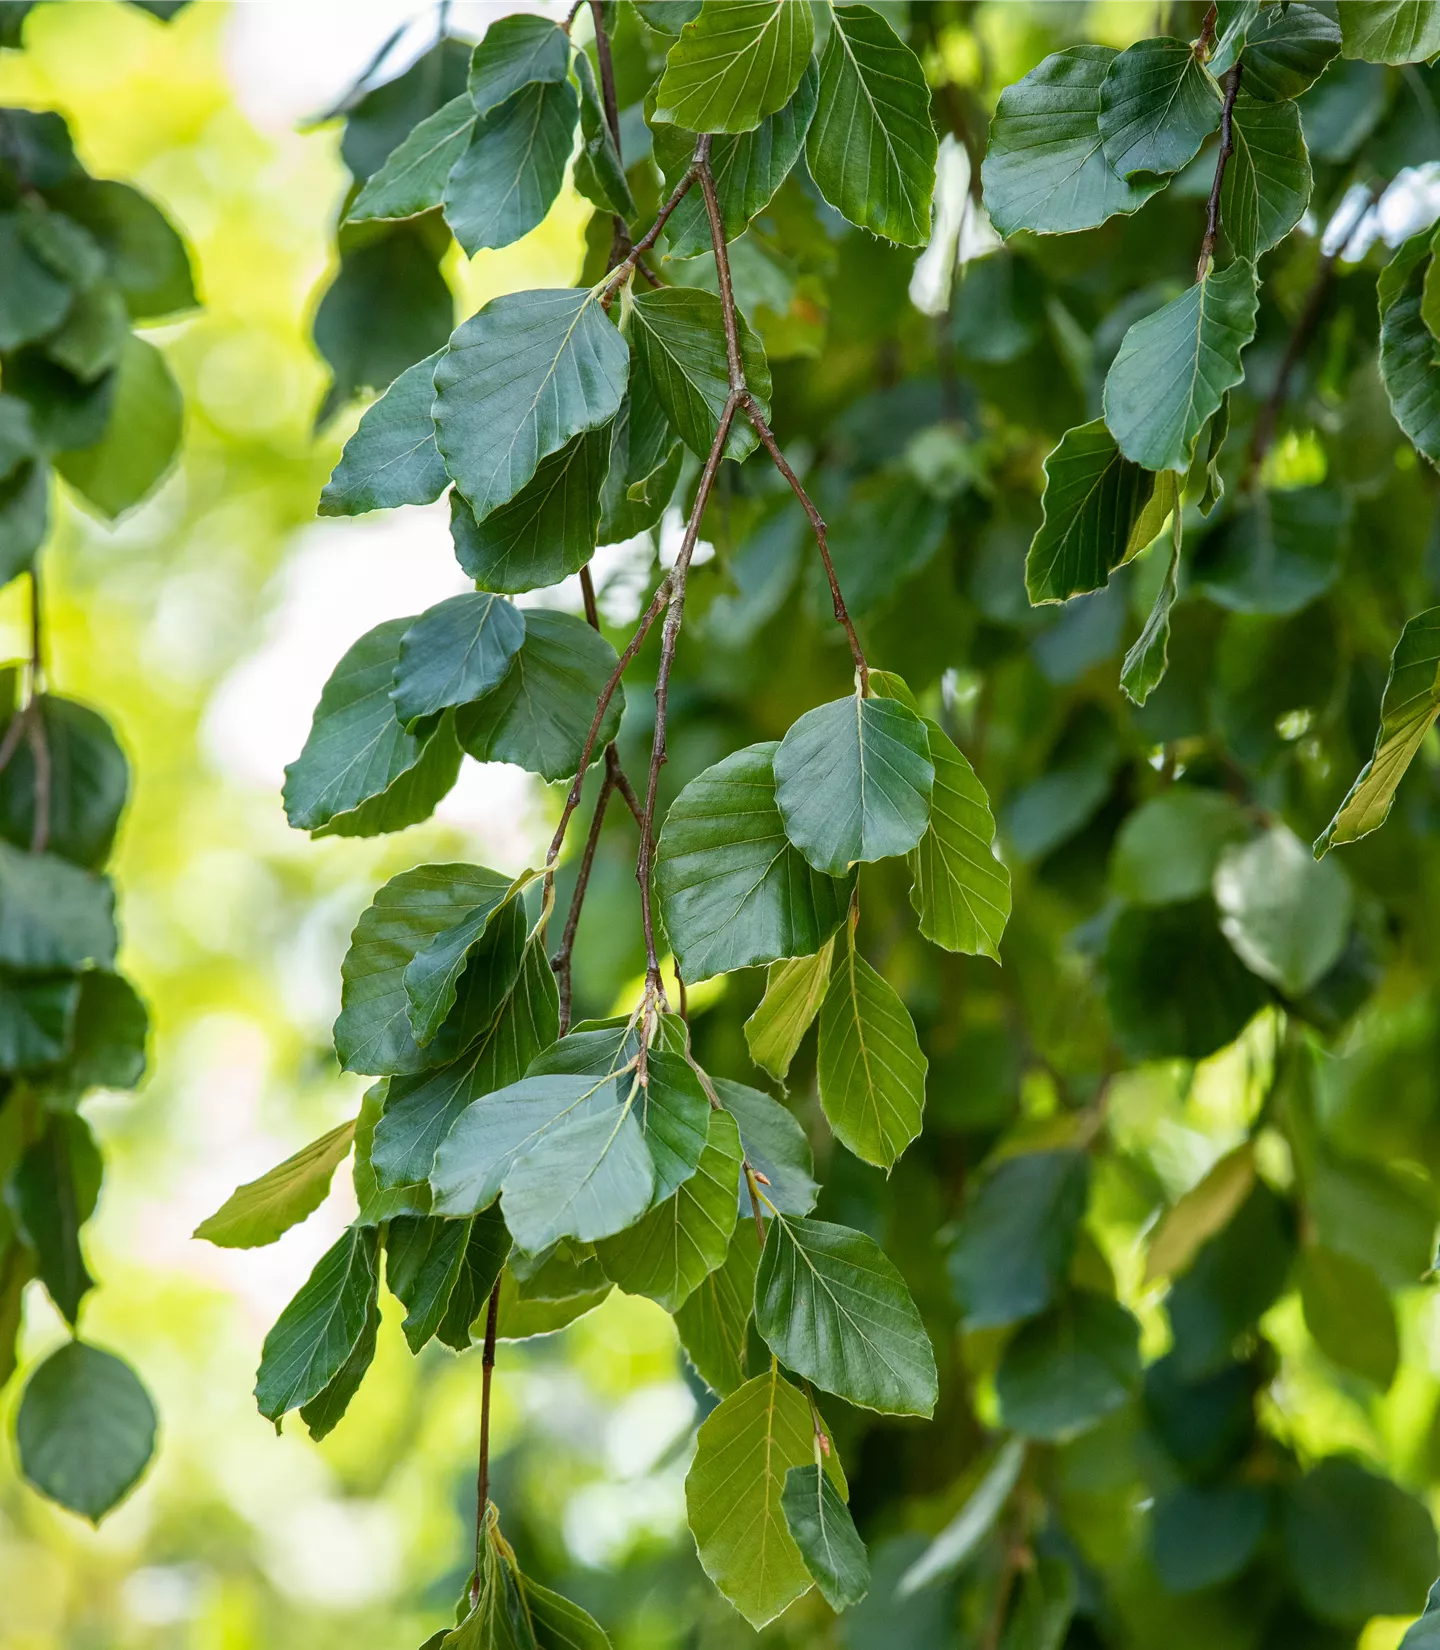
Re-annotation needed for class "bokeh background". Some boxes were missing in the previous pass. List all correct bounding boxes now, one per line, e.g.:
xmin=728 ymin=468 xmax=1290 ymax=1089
xmin=3 ymin=4 xmax=1440 ymax=1648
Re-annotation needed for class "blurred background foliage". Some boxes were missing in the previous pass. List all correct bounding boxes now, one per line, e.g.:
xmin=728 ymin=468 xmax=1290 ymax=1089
xmin=5 ymin=2 xmax=1440 ymax=1649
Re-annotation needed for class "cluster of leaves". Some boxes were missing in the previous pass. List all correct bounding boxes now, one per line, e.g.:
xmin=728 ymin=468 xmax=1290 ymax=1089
xmin=0 ymin=0 xmax=197 ymax=1526
xmin=198 ymin=0 xmax=1440 ymax=1646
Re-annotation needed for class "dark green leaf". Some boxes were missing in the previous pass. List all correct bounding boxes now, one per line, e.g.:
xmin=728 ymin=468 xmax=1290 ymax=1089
xmin=981 ymin=47 xmax=1166 ymax=238
xmin=393 ymin=594 xmax=526 ymax=726
xmin=1337 ymin=1 xmax=1440 ymax=63
xmin=385 ymin=1214 xmax=472 ymax=1352
xmin=1152 ymin=1482 xmax=1269 ymax=1593
xmin=298 ymin=1284 xmax=379 ymax=1440
xmin=16 ymin=1341 xmax=156 ymax=1522
xmin=0 ymin=841 xmax=115 ymax=970
xmin=783 ymin=1463 xmax=870 ymax=1612
xmin=444 ymin=80 xmax=578 ymax=257
xmin=996 ymin=1291 xmax=1141 ymax=1441
xmin=1299 ymin=1244 xmax=1398 ymax=1388
xmin=352 ymin=1079 xmax=430 ymax=1224
xmin=1166 ymin=1182 xmax=1294 ymax=1377
xmin=629 ymin=286 xmax=769 ymax=461
xmin=597 ymin=381 xmax=681 ymax=542
xmin=45 ymin=281 xmax=128 ymax=383
xmin=57 ymin=336 xmax=181 ymax=519
xmin=403 ymin=883 xmax=526 ymax=1051
xmin=0 ymin=457 xmax=47 ymax=589
xmin=437 ymin=1207 xmax=511 ymax=1349
xmin=1098 ymin=38 xmax=1221 ymax=181
xmin=467 ymin=14 xmax=572 ymax=117
xmin=194 ymin=1120 xmax=356 ymax=1249
xmin=0 ymin=972 xmax=79 ymax=1067
xmin=1379 ymin=235 xmax=1440 ymax=469
xmin=806 ymin=4 xmax=936 ymax=246
xmin=653 ymin=0 xmax=813 ymax=134
xmin=1222 ymin=93 xmax=1312 ymax=262
xmin=638 ymin=1047 xmax=710 ymax=1200
xmin=48 ymin=177 xmax=196 ymax=319
xmin=674 ymin=1219 xmax=760 ymax=1395
xmin=347 ymin=94 xmax=476 ymax=223
xmin=433 ymin=287 xmax=628 ymax=520
xmin=10 ymin=1113 xmax=100 ymax=1323
xmin=656 ymin=740 xmax=854 ymax=982
xmin=1110 ymin=787 xmax=1249 ymax=905
xmin=573 ymin=52 xmax=635 ymax=218
xmin=1192 ymin=485 xmax=1349 ymax=613
xmin=0 ymin=694 xmax=127 ymax=869
xmin=0 ymin=210 xmax=72 ymax=349
xmin=5 ymin=352 xmax=116 ymax=454
xmin=318 ymin=349 xmax=449 ymax=516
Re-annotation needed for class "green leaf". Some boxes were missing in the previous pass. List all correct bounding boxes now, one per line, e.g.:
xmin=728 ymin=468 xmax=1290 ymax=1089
xmin=782 ymin=1463 xmax=870 ymax=1612
xmin=755 ymin=1213 xmax=937 ymax=1416
xmin=714 ymin=1076 xmax=818 ymax=1215
xmin=431 ymin=1072 xmax=621 ymax=1216
xmin=996 ymin=1291 xmax=1141 ymax=1441
xmin=1025 ymin=419 xmax=1177 ymax=604
xmin=299 ymin=1286 xmax=380 ymax=1441
xmin=1097 ymin=37 xmax=1221 ymax=181
xmin=0 ymin=210 xmax=71 ymax=350
xmin=385 ymin=1214 xmax=472 ymax=1353
xmin=438 ymin=1207 xmax=512 ymax=1349
xmin=1299 ymin=1245 xmax=1398 ymax=1388
xmin=656 ymin=740 xmax=854 ymax=982
xmin=374 ymin=927 xmax=559 ymax=1189
xmin=467 ymin=14 xmax=572 ymax=117
xmin=597 ymin=380 xmax=682 ymax=541
xmin=1103 ymin=260 xmax=1259 ymax=474
xmin=596 ymin=1106 xmax=742 ymax=1310
xmin=816 ymin=922 xmax=927 ymax=1169
xmin=444 ymin=79 xmax=578 ymax=257
xmin=254 ymin=1223 xmax=379 ymax=1424
xmin=1230 ymin=2 xmax=1340 ymax=99
xmin=1109 ymin=787 xmax=1249 ymax=906
xmin=1309 ymin=1149 xmax=1434 ymax=1287
xmin=433 ymin=288 xmax=628 ymax=521
xmin=16 ymin=1341 xmax=156 ymax=1523
xmin=0 ymin=694 xmax=128 ymax=870
xmin=1152 ymin=1483 xmax=1268 ymax=1593
xmin=0 ymin=973 xmax=79 ymax=1067
xmin=896 ymin=1436 xmax=1028 ymax=1596
xmin=1119 ymin=508 xmax=1182 ymax=706
xmin=1403 ymin=1582 xmax=1440 ymax=1648
xmin=774 ymin=694 xmax=934 ymax=875
xmin=60 ymin=969 xmax=144 ymax=1091
xmin=495 ymin=1265 xmax=608 ymax=1343
xmin=403 ymin=883 xmax=526 ymax=1050
xmin=653 ymin=0 xmax=813 ymax=134
xmin=333 ymin=863 xmax=512 ymax=1076
xmin=1379 ymin=236 xmax=1440 ymax=469
xmin=1104 ymin=898 xmax=1267 ymax=1062
xmin=283 ymin=619 xmax=462 ymax=836
xmin=353 ymin=1081 xmax=431 ymax=1224
xmin=744 ymin=940 xmax=833 ymax=1083
xmin=628 ymin=286 xmax=770 ymax=462
xmin=1221 ymin=93 xmax=1312 ymax=262
xmin=1145 ymin=1145 xmax=1257 ymax=1285
xmin=573 ymin=52 xmax=635 ymax=219
xmin=318 ymin=349 xmax=448 ymax=516
xmin=50 ymin=177 xmax=196 ymax=320
xmin=0 ymin=841 xmax=115 ymax=970
xmin=455 ymin=607 xmax=625 ymax=782
xmin=10 ymin=1114 xmax=100 ymax=1323
xmin=0 ymin=457 xmax=47 ymax=589
xmin=1167 ymin=1181 xmax=1294 ymax=1376
xmin=638 ymin=1047 xmax=711 ymax=1200
xmin=981 ymin=47 xmax=1166 ymax=238
xmin=347 ymin=94 xmax=475 ymax=223
xmin=685 ymin=1365 xmax=841 ymax=1628
xmin=947 ymin=1149 xmax=1089 ymax=1330
xmin=501 ymin=1084 xmax=655 ymax=1251
xmin=46 ymin=281 xmax=128 ymax=382
xmin=57 ymin=336 xmax=181 ymax=520
xmin=1337 ymin=1 xmax=1440 ymax=62
xmin=907 ymin=718 xmax=1010 ymax=961
xmin=1191 ymin=485 xmax=1349 ymax=614
xmin=393 ymin=594 xmax=526 ymax=726
xmin=653 ymin=60 xmax=818 ymax=257
xmin=449 ymin=428 xmax=610 ymax=594
xmin=1317 ymin=606 xmax=1440 ymax=853
xmin=194 ymin=1120 xmax=356 ymax=1249
xmin=1213 ymin=824 xmax=1352 ymax=996
xmin=674 ymin=1220 xmax=760 ymax=1395
xmin=806 ymin=4 xmax=936 ymax=246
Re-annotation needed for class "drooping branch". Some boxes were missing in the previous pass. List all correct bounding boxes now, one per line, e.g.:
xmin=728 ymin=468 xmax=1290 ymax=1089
xmin=469 ymin=1279 xmax=502 ymax=1605
xmin=1196 ymin=63 xmax=1242 ymax=281
xmin=553 ymin=765 xmax=614 ymax=1035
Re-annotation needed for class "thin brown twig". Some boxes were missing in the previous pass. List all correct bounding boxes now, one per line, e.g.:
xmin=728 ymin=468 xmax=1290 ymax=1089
xmin=470 ymin=1280 xmax=502 ymax=1605
xmin=1196 ymin=0 xmax=1218 ymax=58
xmin=1197 ymin=63 xmax=1242 ymax=281
xmin=553 ymin=768 xmax=614 ymax=1035
xmin=600 ymin=161 xmax=701 ymax=305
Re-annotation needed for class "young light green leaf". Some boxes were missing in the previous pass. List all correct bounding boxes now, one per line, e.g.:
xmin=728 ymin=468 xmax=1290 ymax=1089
xmin=16 ymin=1341 xmax=157 ymax=1524
xmin=685 ymin=1366 xmax=841 ymax=1628
xmin=254 ymin=1224 xmax=379 ymax=1425
xmin=56 ymin=336 xmax=181 ymax=520
xmin=1097 ymin=37 xmax=1221 ymax=181
xmin=1103 ymin=260 xmax=1259 ymax=474
xmin=467 ymin=14 xmax=573 ymax=116
xmin=194 ymin=1120 xmax=356 ymax=1249
xmin=653 ymin=0 xmax=813 ymax=134
xmin=392 ymin=593 xmax=526 ymax=726
xmin=653 ymin=61 xmax=818 ymax=257
xmin=1214 ymin=824 xmax=1353 ymax=995
xmin=714 ymin=1076 xmax=818 ymax=1215
xmin=1222 ymin=93 xmax=1312 ymax=262
xmin=1379 ymin=234 xmax=1440 ymax=469
xmin=744 ymin=940 xmax=833 ymax=1083
xmin=755 ymin=1213 xmax=938 ymax=1416
xmin=433 ymin=287 xmax=628 ymax=520
xmin=318 ymin=349 xmax=448 ymax=516
xmin=333 ymin=863 xmax=512 ymax=1076
xmin=674 ymin=1220 xmax=760 ymax=1395
xmin=451 ymin=428 xmax=610 ymax=594
xmin=817 ymin=925 xmax=926 ymax=1170
xmin=981 ymin=47 xmax=1165 ymax=238
xmin=455 ymin=607 xmax=624 ymax=782
xmin=1145 ymin=1143 xmax=1256 ymax=1283
xmin=1120 ymin=508 xmax=1182 ymax=706
xmin=1317 ymin=607 xmax=1440 ymax=853
xmin=443 ymin=79 xmax=578 ymax=257
xmin=996 ymin=1291 xmax=1141 ymax=1441
xmin=501 ymin=1090 xmax=655 ymax=1251
xmin=774 ymin=694 xmax=934 ymax=876
xmin=1026 ymin=419 xmax=1178 ymax=604
xmin=1337 ymin=1 xmax=1440 ymax=63
xmin=596 ymin=1107 xmax=742 ymax=1311
xmin=1224 ymin=2 xmax=1339 ymax=99
xmin=782 ymin=1464 xmax=870 ymax=1612
xmin=655 ymin=741 xmax=854 ymax=982
xmin=628 ymin=287 xmax=770 ymax=461
xmin=0 ymin=841 xmax=115 ymax=971
xmin=283 ymin=619 xmax=462 ymax=837
xmin=385 ymin=1214 xmax=471 ymax=1353
xmin=806 ymin=4 xmax=936 ymax=246
xmin=908 ymin=718 xmax=1010 ymax=961
xmin=347 ymin=94 xmax=476 ymax=223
